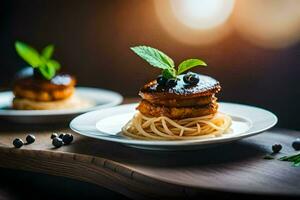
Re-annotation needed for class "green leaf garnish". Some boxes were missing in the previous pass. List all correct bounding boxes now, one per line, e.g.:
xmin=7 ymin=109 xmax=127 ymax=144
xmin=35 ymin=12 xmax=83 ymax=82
xmin=278 ymin=153 xmax=300 ymax=167
xmin=15 ymin=41 xmax=41 ymax=67
xmin=177 ymin=59 xmax=207 ymax=75
xmin=41 ymin=45 xmax=54 ymax=59
xmin=46 ymin=59 xmax=61 ymax=70
xmin=130 ymin=46 xmax=207 ymax=79
xmin=39 ymin=65 xmax=56 ymax=80
xmin=162 ymin=68 xmax=176 ymax=79
xmin=15 ymin=41 xmax=60 ymax=80
xmin=130 ymin=46 xmax=175 ymax=70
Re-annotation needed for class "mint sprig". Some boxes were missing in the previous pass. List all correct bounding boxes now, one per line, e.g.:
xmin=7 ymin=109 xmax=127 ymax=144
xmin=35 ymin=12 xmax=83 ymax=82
xmin=279 ymin=153 xmax=300 ymax=167
xmin=178 ymin=59 xmax=207 ymax=75
xmin=41 ymin=45 xmax=54 ymax=59
xmin=15 ymin=41 xmax=61 ymax=80
xmin=130 ymin=46 xmax=174 ymax=69
xmin=130 ymin=46 xmax=207 ymax=78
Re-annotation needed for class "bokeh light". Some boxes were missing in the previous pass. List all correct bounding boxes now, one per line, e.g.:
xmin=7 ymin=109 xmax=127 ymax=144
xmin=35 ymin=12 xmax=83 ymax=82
xmin=171 ymin=0 xmax=235 ymax=30
xmin=154 ymin=0 xmax=235 ymax=45
xmin=155 ymin=0 xmax=300 ymax=49
xmin=232 ymin=0 xmax=300 ymax=49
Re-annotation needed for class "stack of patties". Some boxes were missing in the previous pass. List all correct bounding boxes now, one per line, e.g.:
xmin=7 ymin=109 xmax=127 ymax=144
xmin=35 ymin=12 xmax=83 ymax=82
xmin=13 ymin=73 xmax=77 ymax=110
xmin=137 ymin=73 xmax=221 ymax=119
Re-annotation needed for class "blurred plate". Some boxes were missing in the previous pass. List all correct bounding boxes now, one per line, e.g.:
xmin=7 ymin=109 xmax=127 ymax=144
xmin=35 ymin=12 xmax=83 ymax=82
xmin=0 ymin=87 xmax=123 ymax=123
xmin=70 ymin=103 xmax=278 ymax=151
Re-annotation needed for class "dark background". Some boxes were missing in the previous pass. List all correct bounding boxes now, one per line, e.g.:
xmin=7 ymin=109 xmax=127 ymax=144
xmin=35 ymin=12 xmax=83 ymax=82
xmin=1 ymin=0 xmax=299 ymax=130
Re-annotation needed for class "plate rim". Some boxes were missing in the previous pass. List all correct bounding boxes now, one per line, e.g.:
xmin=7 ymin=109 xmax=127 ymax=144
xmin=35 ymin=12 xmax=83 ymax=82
xmin=69 ymin=102 xmax=278 ymax=146
xmin=0 ymin=87 xmax=123 ymax=116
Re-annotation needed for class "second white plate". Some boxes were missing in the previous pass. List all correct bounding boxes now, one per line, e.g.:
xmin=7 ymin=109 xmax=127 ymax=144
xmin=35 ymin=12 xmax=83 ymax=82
xmin=0 ymin=87 xmax=123 ymax=123
xmin=70 ymin=102 xmax=277 ymax=150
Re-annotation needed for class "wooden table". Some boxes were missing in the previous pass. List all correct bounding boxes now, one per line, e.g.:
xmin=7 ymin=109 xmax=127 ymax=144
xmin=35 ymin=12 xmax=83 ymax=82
xmin=0 ymin=99 xmax=300 ymax=199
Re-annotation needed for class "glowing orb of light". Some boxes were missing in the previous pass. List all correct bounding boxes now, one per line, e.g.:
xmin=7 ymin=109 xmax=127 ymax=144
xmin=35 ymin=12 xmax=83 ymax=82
xmin=170 ymin=0 xmax=235 ymax=30
xmin=233 ymin=0 xmax=300 ymax=49
xmin=154 ymin=0 xmax=235 ymax=45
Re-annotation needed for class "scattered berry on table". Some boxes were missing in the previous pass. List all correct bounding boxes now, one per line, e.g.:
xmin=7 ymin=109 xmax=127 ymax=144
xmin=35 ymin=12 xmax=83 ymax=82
xmin=272 ymin=144 xmax=282 ymax=153
xmin=58 ymin=133 xmax=66 ymax=139
xmin=13 ymin=138 xmax=24 ymax=148
xmin=52 ymin=137 xmax=63 ymax=148
xmin=26 ymin=134 xmax=35 ymax=144
xmin=292 ymin=138 xmax=300 ymax=151
xmin=62 ymin=134 xmax=73 ymax=145
xmin=51 ymin=133 xmax=58 ymax=139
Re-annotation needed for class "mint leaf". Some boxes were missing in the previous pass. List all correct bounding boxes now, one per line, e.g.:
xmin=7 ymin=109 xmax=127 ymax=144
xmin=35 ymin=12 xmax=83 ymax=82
xmin=42 ymin=45 xmax=54 ymax=59
xmin=15 ymin=41 xmax=62 ymax=80
xmin=38 ymin=65 xmax=56 ymax=80
xmin=130 ymin=45 xmax=208 ymax=79
xmin=293 ymin=161 xmax=300 ymax=167
xmin=177 ymin=59 xmax=207 ymax=75
xmin=278 ymin=153 xmax=300 ymax=167
xmin=15 ymin=41 xmax=41 ymax=67
xmin=162 ymin=68 xmax=176 ymax=79
xmin=47 ymin=59 xmax=61 ymax=70
xmin=130 ymin=46 xmax=175 ymax=69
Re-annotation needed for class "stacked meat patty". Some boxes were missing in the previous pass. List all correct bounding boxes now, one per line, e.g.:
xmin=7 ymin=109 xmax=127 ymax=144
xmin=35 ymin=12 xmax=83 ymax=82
xmin=13 ymin=73 xmax=76 ymax=110
xmin=137 ymin=73 xmax=221 ymax=119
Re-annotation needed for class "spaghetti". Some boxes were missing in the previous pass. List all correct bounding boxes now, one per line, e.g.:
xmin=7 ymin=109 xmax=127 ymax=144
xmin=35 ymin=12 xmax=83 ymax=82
xmin=122 ymin=112 xmax=232 ymax=140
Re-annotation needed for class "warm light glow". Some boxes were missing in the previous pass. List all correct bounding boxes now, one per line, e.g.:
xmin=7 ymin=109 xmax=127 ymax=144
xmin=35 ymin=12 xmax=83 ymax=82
xmin=154 ymin=0 xmax=234 ymax=46
xmin=170 ymin=0 xmax=235 ymax=29
xmin=233 ymin=0 xmax=300 ymax=49
xmin=155 ymin=0 xmax=300 ymax=48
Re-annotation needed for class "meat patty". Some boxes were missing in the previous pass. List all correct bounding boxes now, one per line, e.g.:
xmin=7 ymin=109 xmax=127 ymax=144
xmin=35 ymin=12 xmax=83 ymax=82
xmin=13 ymin=74 xmax=76 ymax=101
xmin=144 ymin=95 xmax=216 ymax=107
xmin=140 ymin=74 xmax=221 ymax=100
xmin=137 ymin=73 xmax=221 ymax=119
xmin=137 ymin=100 xmax=218 ymax=119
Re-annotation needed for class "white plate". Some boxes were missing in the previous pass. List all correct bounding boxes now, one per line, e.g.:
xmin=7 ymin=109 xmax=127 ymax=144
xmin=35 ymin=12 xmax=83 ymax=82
xmin=70 ymin=102 xmax=278 ymax=150
xmin=0 ymin=87 xmax=123 ymax=123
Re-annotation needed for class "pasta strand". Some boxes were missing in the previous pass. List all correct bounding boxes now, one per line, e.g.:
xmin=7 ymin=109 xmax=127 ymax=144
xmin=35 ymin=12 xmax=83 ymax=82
xmin=122 ymin=112 xmax=232 ymax=140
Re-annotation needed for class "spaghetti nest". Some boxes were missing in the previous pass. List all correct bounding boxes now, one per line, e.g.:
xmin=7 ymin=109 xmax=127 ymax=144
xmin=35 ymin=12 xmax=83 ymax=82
xmin=122 ymin=112 xmax=232 ymax=140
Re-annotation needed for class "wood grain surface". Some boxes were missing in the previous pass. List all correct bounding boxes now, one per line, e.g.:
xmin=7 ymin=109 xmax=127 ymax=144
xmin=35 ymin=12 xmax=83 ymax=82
xmin=0 ymin=99 xmax=299 ymax=199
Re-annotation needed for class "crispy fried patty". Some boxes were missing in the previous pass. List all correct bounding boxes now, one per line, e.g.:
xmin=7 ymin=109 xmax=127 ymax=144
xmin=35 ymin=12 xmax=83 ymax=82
xmin=143 ymin=95 xmax=216 ymax=107
xmin=140 ymin=74 xmax=220 ymax=100
xmin=13 ymin=74 xmax=76 ymax=101
xmin=137 ymin=74 xmax=221 ymax=119
xmin=137 ymin=100 xmax=218 ymax=119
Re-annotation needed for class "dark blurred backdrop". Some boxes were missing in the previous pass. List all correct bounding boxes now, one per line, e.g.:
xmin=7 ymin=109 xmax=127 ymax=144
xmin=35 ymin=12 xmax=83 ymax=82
xmin=1 ymin=0 xmax=300 ymax=130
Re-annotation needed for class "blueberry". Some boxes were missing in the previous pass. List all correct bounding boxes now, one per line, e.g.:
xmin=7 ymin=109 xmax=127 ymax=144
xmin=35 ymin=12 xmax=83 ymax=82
xmin=183 ymin=73 xmax=199 ymax=85
xmin=13 ymin=138 xmax=24 ymax=148
xmin=26 ymin=134 xmax=35 ymax=144
xmin=51 ymin=133 xmax=58 ymax=139
xmin=156 ymin=75 xmax=167 ymax=86
xmin=292 ymin=138 xmax=300 ymax=151
xmin=62 ymin=134 xmax=74 ymax=145
xmin=272 ymin=144 xmax=282 ymax=153
xmin=52 ymin=137 xmax=63 ymax=148
xmin=183 ymin=73 xmax=191 ymax=82
xmin=58 ymin=133 xmax=66 ymax=139
xmin=165 ymin=78 xmax=177 ymax=87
